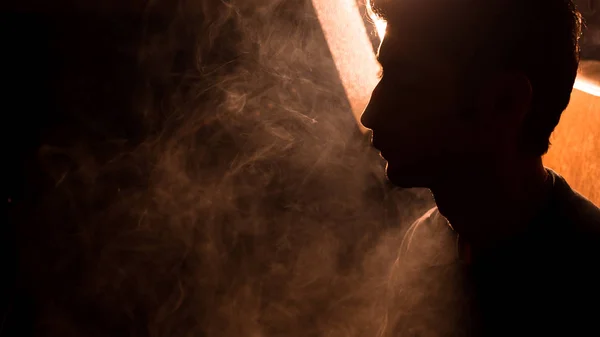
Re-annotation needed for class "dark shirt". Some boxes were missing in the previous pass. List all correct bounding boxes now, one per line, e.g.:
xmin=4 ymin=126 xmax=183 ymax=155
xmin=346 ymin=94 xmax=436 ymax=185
xmin=466 ymin=169 xmax=600 ymax=336
xmin=410 ymin=169 xmax=600 ymax=336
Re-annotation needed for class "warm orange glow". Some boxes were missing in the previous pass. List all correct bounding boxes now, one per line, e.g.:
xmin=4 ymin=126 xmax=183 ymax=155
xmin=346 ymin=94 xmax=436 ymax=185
xmin=544 ymin=89 xmax=600 ymax=205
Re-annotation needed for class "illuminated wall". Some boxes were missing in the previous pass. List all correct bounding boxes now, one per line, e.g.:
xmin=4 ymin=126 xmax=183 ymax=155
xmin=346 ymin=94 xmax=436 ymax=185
xmin=544 ymin=90 xmax=600 ymax=205
xmin=313 ymin=0 xmax=381 ymax=131
xmin=314 ymin=0 xmax=600 ymax=205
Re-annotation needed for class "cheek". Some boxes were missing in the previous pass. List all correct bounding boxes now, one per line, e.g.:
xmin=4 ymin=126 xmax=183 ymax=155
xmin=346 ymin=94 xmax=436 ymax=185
xmin=386 ymin=92 xmax=459 ymax=129
xmin=474 ymin=123 xmax=512 ymax=151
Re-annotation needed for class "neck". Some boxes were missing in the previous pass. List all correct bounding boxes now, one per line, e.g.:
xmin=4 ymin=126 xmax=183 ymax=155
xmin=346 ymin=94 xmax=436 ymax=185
xmin=431 ymin=156 xmax=549 ymax=254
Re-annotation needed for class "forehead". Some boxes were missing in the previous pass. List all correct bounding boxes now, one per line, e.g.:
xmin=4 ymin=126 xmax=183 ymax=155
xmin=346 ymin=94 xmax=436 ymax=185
xmin=376 ymin=0 xmax=487 ymax=69
xmin=373 ymin=0 xmax=483 ymax=19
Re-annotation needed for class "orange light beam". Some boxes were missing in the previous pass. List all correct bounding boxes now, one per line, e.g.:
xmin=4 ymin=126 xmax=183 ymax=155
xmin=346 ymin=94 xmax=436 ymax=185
xmin=313 ymin=0 xmax=382 ymax=132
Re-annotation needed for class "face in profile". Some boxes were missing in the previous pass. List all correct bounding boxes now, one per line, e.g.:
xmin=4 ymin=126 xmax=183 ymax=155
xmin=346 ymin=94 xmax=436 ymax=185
xmin=361 ymin=4 xmax=512 ymax=188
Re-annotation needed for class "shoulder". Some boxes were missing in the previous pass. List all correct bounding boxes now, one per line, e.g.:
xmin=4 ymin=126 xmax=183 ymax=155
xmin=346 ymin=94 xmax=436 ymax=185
xmin=547 ymin=169 xmax=600 ymax=237
xmin=545 ymin=170 xmax=600 ymax=267
xmin=547 ymin=172 xmax=600 ymax=322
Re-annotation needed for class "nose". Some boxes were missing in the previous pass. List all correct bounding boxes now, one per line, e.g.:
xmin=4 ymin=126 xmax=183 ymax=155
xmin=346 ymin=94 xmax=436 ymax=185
xmin=361 ymin=84 xmax=381 ymax=130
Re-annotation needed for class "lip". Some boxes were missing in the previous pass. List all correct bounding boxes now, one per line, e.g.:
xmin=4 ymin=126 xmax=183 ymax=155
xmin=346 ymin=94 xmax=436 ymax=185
xmin=372 ymin=140 xmax=389 ymax=160
xmin=371 ymin=135 xmax=383 ymax=154
xmin=372 ymin=143 xmax=383 ymax=154
xmin=373 ymin=144 xmax=387 ymax=159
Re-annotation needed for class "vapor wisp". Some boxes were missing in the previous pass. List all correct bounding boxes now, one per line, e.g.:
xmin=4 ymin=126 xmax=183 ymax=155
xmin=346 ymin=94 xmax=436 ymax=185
xmin=16 ymin=1 xmax=470 ymax=336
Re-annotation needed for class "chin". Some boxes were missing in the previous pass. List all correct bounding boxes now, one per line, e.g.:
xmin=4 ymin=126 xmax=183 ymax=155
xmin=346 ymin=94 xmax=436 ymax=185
xmin=385 ymin=162 xmax=435 ymax=189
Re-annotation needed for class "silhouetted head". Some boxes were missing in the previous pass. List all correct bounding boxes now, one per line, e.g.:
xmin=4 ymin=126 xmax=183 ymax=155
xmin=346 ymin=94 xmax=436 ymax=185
xmin=361 ymin=0 xmax=582 ymax=188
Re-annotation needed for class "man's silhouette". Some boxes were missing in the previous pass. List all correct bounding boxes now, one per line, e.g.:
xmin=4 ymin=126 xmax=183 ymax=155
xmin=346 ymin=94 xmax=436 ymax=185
xmin=362 ymin=0 xmax=600 ymax=335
